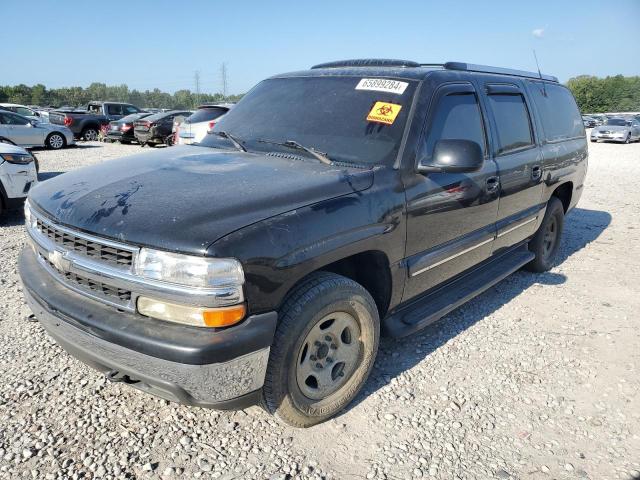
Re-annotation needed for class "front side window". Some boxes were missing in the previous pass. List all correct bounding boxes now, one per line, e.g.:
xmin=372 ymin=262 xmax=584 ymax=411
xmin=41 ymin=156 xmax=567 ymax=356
xmin=199 ymin=76 xmax=418 ymax=165
xmin=487 ymin=94 xmax=534 ymax=155
xmin=16 ymin=107 xmax=34 ymax=116
xmin=422 ymin=92 xmax=485 ymax=163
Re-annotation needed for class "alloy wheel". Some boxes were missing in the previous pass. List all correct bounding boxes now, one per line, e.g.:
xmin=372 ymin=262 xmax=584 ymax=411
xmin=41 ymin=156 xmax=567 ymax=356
xmin=49 ymin=134 xmax=64 ymax=149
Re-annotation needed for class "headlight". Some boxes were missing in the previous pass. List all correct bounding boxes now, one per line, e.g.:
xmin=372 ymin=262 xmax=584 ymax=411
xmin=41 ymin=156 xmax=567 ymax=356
xmin=1 ymin=152 xmax=34 ymax=165
xmin=134 ymin=248 xmax=244 ymax=289
xmin=24 ymin=200 xmax=36 ymax=229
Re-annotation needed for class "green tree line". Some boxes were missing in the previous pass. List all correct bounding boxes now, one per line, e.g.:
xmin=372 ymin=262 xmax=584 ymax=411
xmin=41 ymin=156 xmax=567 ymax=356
xmin=566 ymin=75 xmax=640 ymax=113
xmin=0 ymin=82 xmax=243 ymax=109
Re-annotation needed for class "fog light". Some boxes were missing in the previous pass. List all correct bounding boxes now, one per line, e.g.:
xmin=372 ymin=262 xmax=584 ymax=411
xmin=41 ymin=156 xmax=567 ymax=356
xmin=137 ymin=297 xmax=246 ymax=328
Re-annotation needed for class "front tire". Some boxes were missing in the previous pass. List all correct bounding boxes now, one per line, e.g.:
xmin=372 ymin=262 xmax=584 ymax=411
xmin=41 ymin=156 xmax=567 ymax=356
xmin=46 ymin=132 xmax=66 ymax=150
xmin=262 ymin=272 xmax=380 ymax=427
xmin=525 ymin=196 xmax=564 ymax=273
xmin=625 ymin=133 xmax=631 ymax=144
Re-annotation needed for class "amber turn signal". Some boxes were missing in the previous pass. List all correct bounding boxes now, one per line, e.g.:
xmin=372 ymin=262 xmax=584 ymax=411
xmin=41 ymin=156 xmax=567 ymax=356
xmin=202 ymin=304 xmax=246 ymax=327
xmin=137 ymin=297 xmax=246 ymax=328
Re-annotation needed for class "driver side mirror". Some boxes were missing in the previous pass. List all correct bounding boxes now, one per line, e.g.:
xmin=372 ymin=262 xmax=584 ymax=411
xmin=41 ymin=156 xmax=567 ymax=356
xmin=417 ymin=139 xmax=483 ymax=174
xmin=29 ymin=119 xmax=38 ymax=127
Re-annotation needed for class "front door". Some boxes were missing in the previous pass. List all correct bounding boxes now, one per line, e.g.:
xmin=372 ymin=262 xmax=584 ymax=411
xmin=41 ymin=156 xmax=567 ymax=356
xmin=403 ymin=83 xmax=500 ymax=301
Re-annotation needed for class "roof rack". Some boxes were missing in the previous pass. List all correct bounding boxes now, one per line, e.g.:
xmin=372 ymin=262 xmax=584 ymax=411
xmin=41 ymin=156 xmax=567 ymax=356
xmin=310 ymin=58 xmax=558 ymax=82
xmin=311 ymin=59 xmax=421 ymax=69
xmin=442 ymin=62 xmax=558 ymax=82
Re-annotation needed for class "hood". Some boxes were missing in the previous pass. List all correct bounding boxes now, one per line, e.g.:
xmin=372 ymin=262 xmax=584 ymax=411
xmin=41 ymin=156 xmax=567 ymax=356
xmin=595 ymin=125 xmax=628 ymax=133
xmin=28 ymin=146 xmax=374 ymax=255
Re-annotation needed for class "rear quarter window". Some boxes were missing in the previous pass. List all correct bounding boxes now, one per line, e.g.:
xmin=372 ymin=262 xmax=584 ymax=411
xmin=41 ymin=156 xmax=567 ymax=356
xmin=527 ymin=82 xmax=584 ymax=142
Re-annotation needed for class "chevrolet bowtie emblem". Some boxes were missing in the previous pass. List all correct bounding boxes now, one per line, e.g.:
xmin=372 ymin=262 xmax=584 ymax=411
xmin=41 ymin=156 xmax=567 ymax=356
xmin=48 ymin=250 xmax=72 ymax=273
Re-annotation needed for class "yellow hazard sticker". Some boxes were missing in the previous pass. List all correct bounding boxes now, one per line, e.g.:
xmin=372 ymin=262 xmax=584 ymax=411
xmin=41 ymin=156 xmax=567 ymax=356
xmin=366 ymin=102 xmax=402 ymax=125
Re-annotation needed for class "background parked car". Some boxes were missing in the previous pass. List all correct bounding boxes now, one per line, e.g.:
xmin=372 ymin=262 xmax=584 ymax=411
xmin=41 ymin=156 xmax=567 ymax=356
xmin=106 ymin=112 xmax=152 ymax=144
xmin=582 ymin=115 xmax=597 ymax=128
xmin=0 ymin=103 xmax=48 ymax=123
xmin=134 ymin=110 xmax=191 ymax=147
xmin=0 ymin=142 xmax=38 ymax=216
xmin=590 ymin=117 xmax=640 ymax=143
xmin=0 ymin=111 xmax=74 ymax=149
xmin=49 ymin=101 xmax=144 ymax=141
xmin=177 ymin=104 xmax=233 ymax=145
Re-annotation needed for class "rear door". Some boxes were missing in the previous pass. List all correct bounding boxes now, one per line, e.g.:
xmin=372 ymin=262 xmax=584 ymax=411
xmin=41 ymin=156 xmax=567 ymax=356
xmin=403 ymin=82 xmax=500 ymax=300
xmin=478 ymin=83 xmax=543 ymax=252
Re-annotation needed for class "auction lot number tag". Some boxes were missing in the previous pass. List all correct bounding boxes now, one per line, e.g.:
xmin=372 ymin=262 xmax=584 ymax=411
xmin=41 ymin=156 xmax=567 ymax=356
xmin=366 ymin=102 xmax=402 ymax=125
xmin=355 ymin=78 xmax=408 ymax=95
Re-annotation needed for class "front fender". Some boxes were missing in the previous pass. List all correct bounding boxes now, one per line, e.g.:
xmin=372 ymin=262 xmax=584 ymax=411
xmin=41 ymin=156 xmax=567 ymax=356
xmin=208 ymin=169 xmax=406 ymax=314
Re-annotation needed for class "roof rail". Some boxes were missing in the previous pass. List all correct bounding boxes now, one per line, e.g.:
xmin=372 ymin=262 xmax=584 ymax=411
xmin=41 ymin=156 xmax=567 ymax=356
xmin=443 ymin=62 xmax=558 ymax=82
xmin=311 ymin=59 xmax=421 ymax=69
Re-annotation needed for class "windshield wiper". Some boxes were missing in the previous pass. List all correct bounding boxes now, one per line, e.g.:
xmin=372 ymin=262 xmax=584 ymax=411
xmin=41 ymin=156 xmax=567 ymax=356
xmin=209 ymin=131 xmax=246 ymax=152
xmin=257 ymin=139 xmax=332 ymax=165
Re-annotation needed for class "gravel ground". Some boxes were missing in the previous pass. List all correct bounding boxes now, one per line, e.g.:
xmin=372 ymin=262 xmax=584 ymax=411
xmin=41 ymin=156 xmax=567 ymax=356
xmin=1 ymin=138 xmax=639 ymax=480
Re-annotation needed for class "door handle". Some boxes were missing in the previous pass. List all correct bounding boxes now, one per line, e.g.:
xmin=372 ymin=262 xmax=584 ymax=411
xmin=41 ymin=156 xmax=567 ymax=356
xmin=485 ymin=176 xmax=500 ymax=194
xmin=532 ymin=165 xmax=542 ymax=180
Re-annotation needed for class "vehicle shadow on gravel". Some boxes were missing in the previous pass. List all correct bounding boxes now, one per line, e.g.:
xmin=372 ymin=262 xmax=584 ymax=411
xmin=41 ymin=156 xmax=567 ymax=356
xmin=343 ymin=207 xmax=612 ymax=415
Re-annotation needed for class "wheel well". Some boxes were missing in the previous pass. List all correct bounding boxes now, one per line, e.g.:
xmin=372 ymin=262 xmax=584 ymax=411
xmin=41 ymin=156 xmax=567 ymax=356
xmin=551 ymin=182 xmax=573 ymax=213
xmin=320 ymin=250 xmax=392 ymax=319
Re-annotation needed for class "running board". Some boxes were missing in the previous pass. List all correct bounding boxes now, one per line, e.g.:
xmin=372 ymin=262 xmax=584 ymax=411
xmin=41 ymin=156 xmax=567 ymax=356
xmin=383 ymin=245 xmax=535 ymax=338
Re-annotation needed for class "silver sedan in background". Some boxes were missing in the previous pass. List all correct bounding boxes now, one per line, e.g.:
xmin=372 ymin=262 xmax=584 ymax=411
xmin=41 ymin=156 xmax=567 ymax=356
xmin=590 ymin=117 xmax=640 ymax=144
xmin=0 ymin=110 xmax=75 ymax=149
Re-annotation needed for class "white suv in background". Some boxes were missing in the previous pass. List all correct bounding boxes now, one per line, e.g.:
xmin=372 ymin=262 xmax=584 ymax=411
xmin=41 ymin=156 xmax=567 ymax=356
xmin=0 ymin=143 xmax=38 ymax=217
xmin=177 ymin=104 xmax=233 ymax=145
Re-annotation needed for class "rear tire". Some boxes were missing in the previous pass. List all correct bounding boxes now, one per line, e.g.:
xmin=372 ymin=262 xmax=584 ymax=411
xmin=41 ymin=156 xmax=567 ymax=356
xmin=525 ymin=196 xmax=564 ymax=273
xmin=81 ymin=127 xmax=99 ymax=142
xmin=46 ymin=132 xmax=66 ymax=150
xmin=262 ymin=272 xmax=379 ymax=427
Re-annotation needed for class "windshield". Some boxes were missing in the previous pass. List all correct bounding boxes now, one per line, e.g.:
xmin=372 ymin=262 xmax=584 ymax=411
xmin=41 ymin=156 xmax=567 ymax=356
xmin=199 ymin=76 xmax=418 ymax=165
xmin=606 ymin=118 xmax=627 ymax=126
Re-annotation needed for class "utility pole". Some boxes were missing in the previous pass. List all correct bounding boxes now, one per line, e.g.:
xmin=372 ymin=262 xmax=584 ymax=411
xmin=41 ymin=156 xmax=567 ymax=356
xmin=194 ymin=70 xmax=201 ymax=107
xmin=221 ymin=63 xmax=228 ymax=100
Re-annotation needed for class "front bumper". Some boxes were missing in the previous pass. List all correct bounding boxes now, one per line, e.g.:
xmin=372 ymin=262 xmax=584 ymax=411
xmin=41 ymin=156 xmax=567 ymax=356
xmin=591 ymin=134 xmax=627 ymax=143
xmin=19 ymin=247 xmax=277 ymax=409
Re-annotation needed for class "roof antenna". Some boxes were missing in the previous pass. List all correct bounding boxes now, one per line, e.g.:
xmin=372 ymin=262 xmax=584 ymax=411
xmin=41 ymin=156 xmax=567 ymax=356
xmin=533 ymin=49 xmax=547 ymax=95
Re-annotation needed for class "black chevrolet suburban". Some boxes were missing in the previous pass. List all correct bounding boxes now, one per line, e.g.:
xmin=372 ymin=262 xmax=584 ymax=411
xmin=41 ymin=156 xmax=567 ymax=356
xmin=19 ymin=60 xmax=587 ymax=427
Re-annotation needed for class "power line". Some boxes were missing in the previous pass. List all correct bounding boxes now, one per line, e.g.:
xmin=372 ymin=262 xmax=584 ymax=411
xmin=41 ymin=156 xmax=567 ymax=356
xmin=221 ymin=63 xmax=228 ymax=99
xmin=194 ymin=70 xmax=201 ymax=106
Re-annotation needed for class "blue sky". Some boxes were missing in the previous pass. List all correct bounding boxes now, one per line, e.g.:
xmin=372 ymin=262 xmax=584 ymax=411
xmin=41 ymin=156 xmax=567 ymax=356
xmin=1 ymin=0 xmax=638 ymax=94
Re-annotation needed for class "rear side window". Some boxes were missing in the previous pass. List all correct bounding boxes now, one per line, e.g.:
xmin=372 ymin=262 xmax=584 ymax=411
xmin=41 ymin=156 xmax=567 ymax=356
xmin=487 ymin=94 xmax=533 ymax=155
xmin=528 ymin=82 xmax=584 ymax=142
xmin=187 ymin=107 xmax=228 ymax=124
xmin=423 ymin=92 xmax=485 ymax=162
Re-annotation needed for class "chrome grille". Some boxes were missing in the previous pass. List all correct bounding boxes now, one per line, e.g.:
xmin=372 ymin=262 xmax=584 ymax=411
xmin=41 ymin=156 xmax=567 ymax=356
xmin=42 ymin=256 xmax=132 ymax=302
xmin=35 ymin=218 xmax=134 ymax=269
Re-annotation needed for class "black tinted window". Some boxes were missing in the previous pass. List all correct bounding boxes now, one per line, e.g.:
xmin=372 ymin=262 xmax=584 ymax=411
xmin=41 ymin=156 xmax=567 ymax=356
xmin=187 ymin=107 xmax=228 ymax=124
xmin=107 ymin=104 xmax=123 ymax=115
xmin=528 ymin=82 xmax=584 ymax=142
xmin=423 ymin=92 xmax=485 ymax=162
xmin=487 ymin=94 xmax=533 ymax=154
